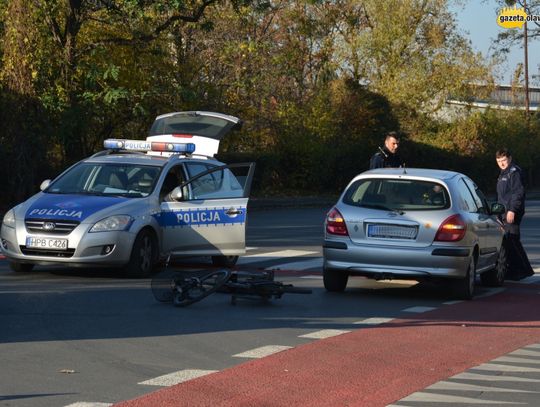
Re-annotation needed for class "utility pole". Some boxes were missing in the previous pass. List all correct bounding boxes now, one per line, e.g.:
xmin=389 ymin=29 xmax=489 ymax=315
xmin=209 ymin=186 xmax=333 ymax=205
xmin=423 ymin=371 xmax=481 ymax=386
xmin=523 ymin=0 xmax=530 ymax=120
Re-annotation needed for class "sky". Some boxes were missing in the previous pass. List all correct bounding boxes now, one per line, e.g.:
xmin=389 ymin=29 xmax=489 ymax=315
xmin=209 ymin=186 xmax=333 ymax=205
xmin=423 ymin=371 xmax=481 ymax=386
xmin=451 ymin=1 xmax=540 ymax=86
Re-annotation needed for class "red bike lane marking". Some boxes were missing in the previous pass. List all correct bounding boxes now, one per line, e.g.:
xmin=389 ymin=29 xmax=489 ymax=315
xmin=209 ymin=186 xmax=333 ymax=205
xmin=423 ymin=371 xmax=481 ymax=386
xmin=115 ymin=284 xmax=540 ymax=407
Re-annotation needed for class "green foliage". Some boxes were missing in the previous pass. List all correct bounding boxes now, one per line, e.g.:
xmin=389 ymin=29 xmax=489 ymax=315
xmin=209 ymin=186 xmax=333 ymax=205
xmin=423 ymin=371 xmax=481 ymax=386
xmin=1 ymin=0 xmax=539 ymax=209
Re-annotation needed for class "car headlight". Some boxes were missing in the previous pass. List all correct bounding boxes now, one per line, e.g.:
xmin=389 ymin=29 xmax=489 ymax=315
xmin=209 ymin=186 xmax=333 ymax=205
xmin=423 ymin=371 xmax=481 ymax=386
xmin=2 ymin=209 xmax=16 ymax=228
xmin=89 ymin=215 xmax=133 ymax=233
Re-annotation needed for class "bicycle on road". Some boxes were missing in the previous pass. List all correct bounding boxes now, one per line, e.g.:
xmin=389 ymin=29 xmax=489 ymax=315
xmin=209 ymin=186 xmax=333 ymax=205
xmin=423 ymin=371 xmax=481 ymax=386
xmin=151 ymin=265 xmax=312 ymax=307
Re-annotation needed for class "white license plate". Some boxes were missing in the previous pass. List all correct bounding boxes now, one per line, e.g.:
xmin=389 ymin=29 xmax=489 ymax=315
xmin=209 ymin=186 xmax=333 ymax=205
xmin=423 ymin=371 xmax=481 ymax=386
xmin=367 ymin=224 xmax=417 ymax=239
xmin=26 ymin=237 xmax=68 ymax=250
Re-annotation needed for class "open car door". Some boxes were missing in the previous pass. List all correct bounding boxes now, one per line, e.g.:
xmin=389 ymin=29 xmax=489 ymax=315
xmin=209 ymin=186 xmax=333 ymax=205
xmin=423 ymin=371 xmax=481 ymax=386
xmin=158 ymin=162 xmax=255 ymax=257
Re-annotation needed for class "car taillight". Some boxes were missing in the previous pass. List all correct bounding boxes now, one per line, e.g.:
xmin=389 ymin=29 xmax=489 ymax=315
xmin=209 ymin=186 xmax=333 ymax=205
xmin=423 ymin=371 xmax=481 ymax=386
xmin=326 ymin=208 xmax=348 ymax=236
xmin=434 ymin=214 xmax=467 ymax=242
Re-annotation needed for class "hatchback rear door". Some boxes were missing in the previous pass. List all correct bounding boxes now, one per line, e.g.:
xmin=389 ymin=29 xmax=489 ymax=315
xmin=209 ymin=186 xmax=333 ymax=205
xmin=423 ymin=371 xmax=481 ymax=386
xmin=148 ymin=111 xmax=242 ymax=157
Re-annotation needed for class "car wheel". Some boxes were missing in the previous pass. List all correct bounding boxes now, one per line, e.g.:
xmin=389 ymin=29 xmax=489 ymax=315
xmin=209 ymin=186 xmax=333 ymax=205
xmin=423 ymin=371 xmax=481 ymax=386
xmin=211 ymin=255 xmax=238 ymax=268
xmin=454 ymin=256 xmax=476 ymax=300
xmin=124 ymin=230 xmax=156 ymax=278
xmin=9 ymin=262 xmax=34 ymax=272
xmin=480 ymin=244 xmax=507 ymax=287
xmin=323 ymin=267 xmax=349 ymax=292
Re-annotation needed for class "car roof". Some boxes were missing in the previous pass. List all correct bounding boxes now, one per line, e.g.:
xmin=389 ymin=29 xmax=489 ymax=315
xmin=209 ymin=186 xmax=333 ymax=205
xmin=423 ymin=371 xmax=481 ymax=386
xmin=358 ymin=167 xmax=463 ymax=182
xmin=84 ymin=152 xmax=222 ymax=167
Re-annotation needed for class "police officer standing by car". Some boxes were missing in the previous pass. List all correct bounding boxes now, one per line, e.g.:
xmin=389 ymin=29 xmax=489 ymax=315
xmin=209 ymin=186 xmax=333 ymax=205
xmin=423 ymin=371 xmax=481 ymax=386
xmin=369 ymin=131 xmax=404 ymax=169
xmin=495 ymin=148 xmax=533 ymax=280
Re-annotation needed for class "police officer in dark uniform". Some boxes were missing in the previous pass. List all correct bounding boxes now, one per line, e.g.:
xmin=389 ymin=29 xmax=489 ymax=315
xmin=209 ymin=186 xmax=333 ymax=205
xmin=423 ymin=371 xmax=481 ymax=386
xmin=496 ymin=148 xmax=525 ymax=235
xmin=495 ymin=148 xmax=533 ymax=280
xmin=369 ymin=131 xmax=404 ymax=169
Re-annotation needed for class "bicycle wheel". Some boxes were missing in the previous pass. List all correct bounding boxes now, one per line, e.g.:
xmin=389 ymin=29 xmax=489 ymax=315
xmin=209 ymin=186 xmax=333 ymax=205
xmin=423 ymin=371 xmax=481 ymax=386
xmin=151 ymin=268 xmax=181 ymax=302
xmin=173 ymin=269 xmax=231 ymax=307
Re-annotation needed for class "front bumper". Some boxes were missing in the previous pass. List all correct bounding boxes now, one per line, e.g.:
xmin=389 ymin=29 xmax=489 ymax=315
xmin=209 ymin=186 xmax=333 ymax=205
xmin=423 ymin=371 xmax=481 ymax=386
xmin=1 ymin=222 xmax=137 ymax=267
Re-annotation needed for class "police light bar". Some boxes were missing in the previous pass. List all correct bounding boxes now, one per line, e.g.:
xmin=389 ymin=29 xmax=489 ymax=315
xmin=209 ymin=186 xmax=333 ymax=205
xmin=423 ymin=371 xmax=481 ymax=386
xmin=103 ymin=139 xmax=195 ymax=154
xmin=104 ymin=139 xmax=151 ymax=151
xmin=151 ymin=142 xmax=196 ymax=154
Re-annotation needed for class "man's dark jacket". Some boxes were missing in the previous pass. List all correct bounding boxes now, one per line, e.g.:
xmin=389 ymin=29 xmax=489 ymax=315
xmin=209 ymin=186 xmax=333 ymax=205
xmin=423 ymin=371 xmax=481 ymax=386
xmin=497 ymin=162 xmax=525 ymax=222
xmin=369 ymin=147 xmax=403 ymax=169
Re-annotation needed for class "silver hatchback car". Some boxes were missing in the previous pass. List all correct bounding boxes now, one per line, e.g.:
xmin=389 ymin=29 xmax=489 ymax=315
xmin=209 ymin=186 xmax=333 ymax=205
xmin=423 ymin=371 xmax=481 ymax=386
xmin=323 ymin=168 xmax=507 ymax=299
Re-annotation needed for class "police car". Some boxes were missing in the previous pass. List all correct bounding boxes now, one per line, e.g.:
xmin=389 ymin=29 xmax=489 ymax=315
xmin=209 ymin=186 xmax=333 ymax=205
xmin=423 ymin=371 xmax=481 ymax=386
xmin=0 ymin=111 xmax=255 ymax=277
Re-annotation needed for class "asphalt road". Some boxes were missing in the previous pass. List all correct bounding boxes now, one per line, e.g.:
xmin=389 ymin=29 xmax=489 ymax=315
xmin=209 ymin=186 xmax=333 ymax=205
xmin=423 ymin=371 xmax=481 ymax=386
xmin=1 ymin=203 xmax=539 ymax=407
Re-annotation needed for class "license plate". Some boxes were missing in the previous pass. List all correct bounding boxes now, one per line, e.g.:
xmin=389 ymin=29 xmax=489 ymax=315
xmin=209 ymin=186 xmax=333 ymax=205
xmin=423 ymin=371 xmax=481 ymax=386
xmin=367 ymin=224 xmax=417 ymax=239
xmin=26 ymin=236 xmax=68 ymax=250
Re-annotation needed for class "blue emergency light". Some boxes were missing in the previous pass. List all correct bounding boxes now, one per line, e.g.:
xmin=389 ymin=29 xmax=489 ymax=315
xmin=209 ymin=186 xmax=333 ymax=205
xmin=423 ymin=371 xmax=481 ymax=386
xmin=103 ymin=139 xmax=196 ymax=154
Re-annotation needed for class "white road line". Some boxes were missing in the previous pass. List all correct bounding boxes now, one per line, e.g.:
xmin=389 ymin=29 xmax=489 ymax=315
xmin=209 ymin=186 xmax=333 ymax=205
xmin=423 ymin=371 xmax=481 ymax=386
xmin=300 ymin=275 xmax=324 ymax=279
xmin=64 ymin=403 xmax=112 ymax=407
xmin=442 ymin=300 xmax=463 ymax=305
xmin=402 ymin=306 xmax=437 ymax=313
xmin=233 ymin=345 xmax=292 ymax=358
xmin=451 ymin=371 xmax=540 ymax=382
xmin=267 ymin=258 xmax=322 ymax=271
xmin=238 ymin=250 xmax=319 ymax=265
xmin=138 ymin=369 xmax=217 ymax=386
xmin=399 ymin=392 xmax=521 ymax=404
xmin=353 ymin=317 xmax=395 ymax=325
xmin=299 ymin=329 xmax=351 ymax=339
xmin=510 ymin=348 xmax=540 ymax=357
xmin=428 ymin=380 xmax=539 ymax=393
xmin=493 ymin=356 xmax=540 ymax=365
xmin=526 ymin=343 xmax=540 ymax=350
xmin=473 ymin=363 xmax=540 ymax=373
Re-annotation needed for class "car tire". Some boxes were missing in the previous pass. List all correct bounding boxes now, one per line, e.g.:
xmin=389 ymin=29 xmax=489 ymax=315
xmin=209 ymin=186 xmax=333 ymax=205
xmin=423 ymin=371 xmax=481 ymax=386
xmin=454 ymin=256 xmax=476 ymax=300
xmin=480 ymin=244 xmax=507 ymax=287
xmin=124 ymin=230 xmax=157 ymax=278
xmin=9 ymin=262 xmax=34 ymax=272
xmin=323 ymin=267 xmax=348 ymax=292
xmin=211 ymin=255 xmax=238 ymax=268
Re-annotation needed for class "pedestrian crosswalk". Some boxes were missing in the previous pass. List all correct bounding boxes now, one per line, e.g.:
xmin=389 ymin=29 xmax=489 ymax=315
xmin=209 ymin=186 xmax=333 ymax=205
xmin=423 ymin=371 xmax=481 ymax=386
xmin=390 ymin=343 xmax=540 ymax=406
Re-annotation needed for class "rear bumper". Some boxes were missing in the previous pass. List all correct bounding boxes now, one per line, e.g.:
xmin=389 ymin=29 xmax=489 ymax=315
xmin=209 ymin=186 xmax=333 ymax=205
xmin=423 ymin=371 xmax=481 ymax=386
xmin=323 ymin=239 xmax=471 ymax=280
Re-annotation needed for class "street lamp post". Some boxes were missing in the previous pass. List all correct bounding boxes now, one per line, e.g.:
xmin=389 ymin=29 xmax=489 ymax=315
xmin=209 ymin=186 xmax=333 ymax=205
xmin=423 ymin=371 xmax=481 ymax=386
xmin=523 ymin=0 xmax=530 ymax=119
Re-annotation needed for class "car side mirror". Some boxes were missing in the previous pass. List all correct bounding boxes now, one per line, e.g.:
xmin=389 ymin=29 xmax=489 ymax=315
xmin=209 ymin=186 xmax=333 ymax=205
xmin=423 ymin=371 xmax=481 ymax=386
xmin=490 ymin=202 xmax=505 ymax=215
xmin=169 ymin=186 xmax=184 ymax=201
xmin=40 ymin=179 xmax=51 ymax=191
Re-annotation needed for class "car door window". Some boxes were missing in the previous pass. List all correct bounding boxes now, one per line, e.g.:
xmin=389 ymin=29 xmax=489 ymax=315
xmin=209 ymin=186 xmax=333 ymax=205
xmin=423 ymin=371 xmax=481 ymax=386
xmin=462 ymin=178 xmax=488 ymax=214
xmin=457 ymin=179 xmax=479 ymax=213
xmin=159 ymin=165 xmax=187 ymax=202
xmin=182 ymin=163 xmax=255 ymax=200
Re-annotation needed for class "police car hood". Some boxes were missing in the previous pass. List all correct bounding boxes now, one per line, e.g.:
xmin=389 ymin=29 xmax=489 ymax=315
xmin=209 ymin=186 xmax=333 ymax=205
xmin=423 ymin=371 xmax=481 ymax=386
xmin=24 ymin=193 xmax=134 ymax=223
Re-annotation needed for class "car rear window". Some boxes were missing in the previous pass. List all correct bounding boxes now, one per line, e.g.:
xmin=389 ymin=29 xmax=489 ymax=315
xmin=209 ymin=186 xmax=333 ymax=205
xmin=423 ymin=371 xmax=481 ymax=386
xmin=343 ymin=178 xmax=450 ymax=211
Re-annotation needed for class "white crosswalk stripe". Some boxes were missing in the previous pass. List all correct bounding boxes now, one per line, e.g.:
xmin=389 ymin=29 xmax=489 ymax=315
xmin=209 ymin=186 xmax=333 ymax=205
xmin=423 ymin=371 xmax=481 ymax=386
xmin=267 ymin=258 xmax=322 ymax=271
xmin=428 ymin=380 xmax=539 ymax=393
xmin=399 ymin=392 xmax=520 ymax=404
xmin=138 ymin=369 xmax=218 ymax=386
xmin=237 ymin=250 xmax=319 ymax=265
xmin=233 ymin=345 xmax=292 ymax=358
xmin=299 ymin=329 xmax=350 ymax=339
xmin=451 ymin=371 xmax=540 ymax=383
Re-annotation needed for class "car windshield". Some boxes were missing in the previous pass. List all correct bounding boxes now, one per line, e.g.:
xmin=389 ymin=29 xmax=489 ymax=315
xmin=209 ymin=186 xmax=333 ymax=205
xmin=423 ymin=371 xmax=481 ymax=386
xmin=343 ymin=178 xmax=450 ymax=211
xmin=45 ymin=162 xmax=161 ymax=198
